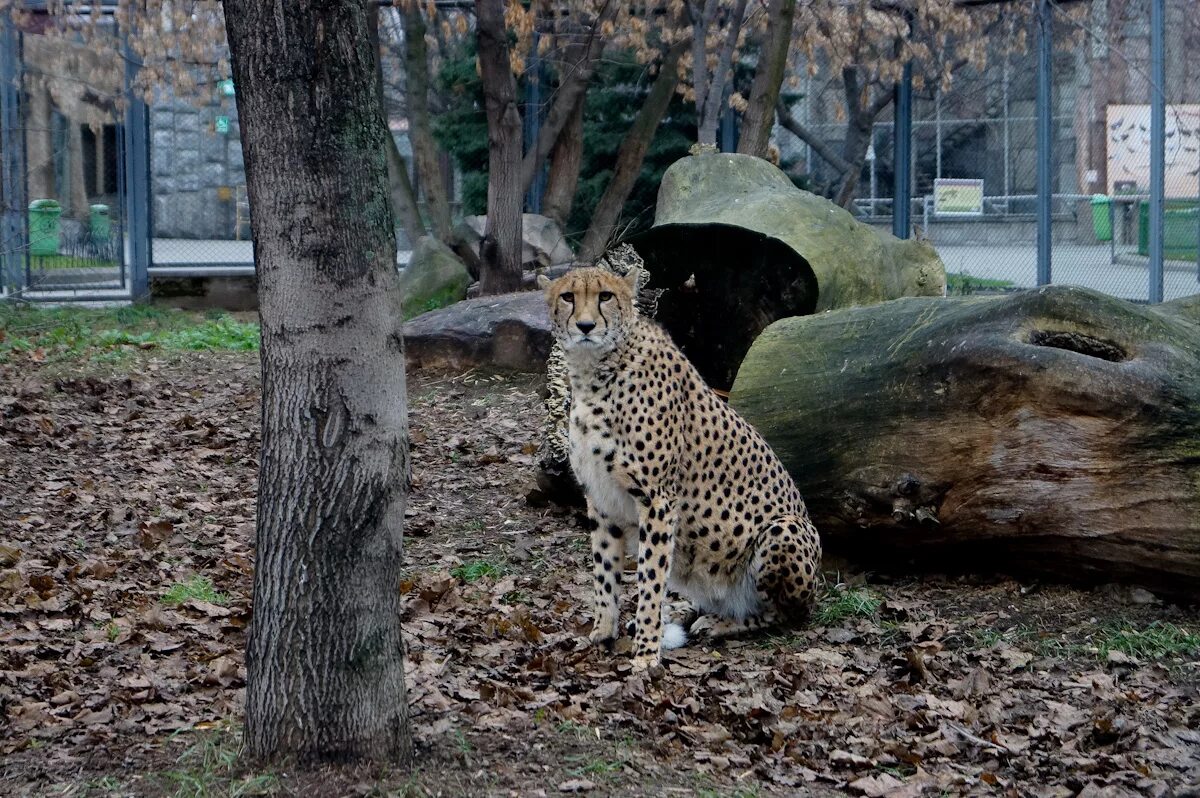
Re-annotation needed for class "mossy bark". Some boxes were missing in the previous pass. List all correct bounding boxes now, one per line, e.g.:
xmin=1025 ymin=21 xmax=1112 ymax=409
xmin=730 ymin=286 xmax=1200 ymax=598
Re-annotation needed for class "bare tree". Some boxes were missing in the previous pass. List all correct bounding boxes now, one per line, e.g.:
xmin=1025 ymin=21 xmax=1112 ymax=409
xmin=737 ymin=0 xmax=796 ymax=158
xmin=224 ymin=0 xmax=412 ymax=763
xmin=475 ymin=0 xmax=524 ymax=293
xmin=579 ymin=37 xmax=690 ymax=261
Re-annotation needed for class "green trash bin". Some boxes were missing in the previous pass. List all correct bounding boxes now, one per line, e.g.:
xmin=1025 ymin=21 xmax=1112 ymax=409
xmin=1138 ymin=200 xmax=1200 ymax=259
xmin=28 ymin=199 xmax=62 ymax=257
xmin=89 ymin=204 xmax=111 ymax=242
xmin=1090 ymin=194 xmax=1112 ymax=242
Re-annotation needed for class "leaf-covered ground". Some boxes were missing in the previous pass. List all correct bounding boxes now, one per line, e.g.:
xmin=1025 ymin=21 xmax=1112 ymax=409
xmin=1 ymin=334 xmax=1199 ymax=797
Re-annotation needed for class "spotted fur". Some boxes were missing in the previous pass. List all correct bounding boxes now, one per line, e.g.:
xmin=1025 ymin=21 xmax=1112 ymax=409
xmin=539 ymin=267 xmax=822 ymax=670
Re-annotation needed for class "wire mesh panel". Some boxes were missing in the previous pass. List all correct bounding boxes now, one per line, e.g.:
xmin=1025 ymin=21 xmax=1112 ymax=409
xmin=149 ymin=80 xmax=252 ymax=274
xmin=1 ymin=23 xmax=128 ymax=296
xmin=777 ymin=0 xmax=1199 ymax=304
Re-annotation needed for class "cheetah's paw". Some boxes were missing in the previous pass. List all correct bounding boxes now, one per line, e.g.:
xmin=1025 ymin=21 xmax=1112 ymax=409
xmin=630 ymin=653 xmax=660 ymax=673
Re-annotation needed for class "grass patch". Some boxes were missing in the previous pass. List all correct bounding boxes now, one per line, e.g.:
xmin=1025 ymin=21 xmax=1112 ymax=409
xmin=0 ymin=303 xmax=258 ymax=364
xmin=1097 ymin=621 xmax=1200 ymax=661
xmin=29 ymin=254 xmax=119 ymax=271
xmin=946 ymin=272 xmax=1016 ymax=295
xmin=816 ymin=584 xmax=881 ymax=626
xmin=161 ymin=721 xmax=278 ymax=798
xmin=450 ymin=560 xmax=502 ymax=583
xmin=163 ymin=576 xmax=228 ymax=607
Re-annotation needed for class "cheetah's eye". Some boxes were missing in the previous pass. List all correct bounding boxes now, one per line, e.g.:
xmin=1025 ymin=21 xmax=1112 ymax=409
xmin=598 ymin=291 xmax=614 ymax=302
xmin=560 ymin=292 xmax=574 ymax=303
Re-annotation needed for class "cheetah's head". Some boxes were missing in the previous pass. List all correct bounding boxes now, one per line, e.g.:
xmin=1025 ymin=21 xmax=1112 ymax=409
xmin=538 ymin=267 xmax=639 ymax=356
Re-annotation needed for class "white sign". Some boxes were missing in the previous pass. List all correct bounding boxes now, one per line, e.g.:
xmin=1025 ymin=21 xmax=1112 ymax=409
xmin=933 ymin=178 xmax=984 ymax=216
xmin=1106 ymin=104 xmax=1200 ymax=197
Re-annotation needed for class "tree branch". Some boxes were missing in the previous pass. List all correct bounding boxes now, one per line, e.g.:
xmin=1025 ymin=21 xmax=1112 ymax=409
xmin=775 ymin=100 xmax=853 ymax=175
xmin=519 ymin=0 xmax=616 ymax=196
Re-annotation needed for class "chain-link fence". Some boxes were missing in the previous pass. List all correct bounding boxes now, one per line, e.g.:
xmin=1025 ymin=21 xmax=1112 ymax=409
xmin=1 ymin=17 xmax=129 ymax=299
xmin=779 ymin=0 xmax=1200 ymax=303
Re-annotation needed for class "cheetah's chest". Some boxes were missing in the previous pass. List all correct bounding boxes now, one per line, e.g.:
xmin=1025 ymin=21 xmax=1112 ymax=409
xmin=568 ymin=399 xmax=637 ymax=527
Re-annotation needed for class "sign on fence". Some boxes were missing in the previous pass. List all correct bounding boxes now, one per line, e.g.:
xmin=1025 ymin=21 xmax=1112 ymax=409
xmin=933 ymin=178 xmax=985 ymax=216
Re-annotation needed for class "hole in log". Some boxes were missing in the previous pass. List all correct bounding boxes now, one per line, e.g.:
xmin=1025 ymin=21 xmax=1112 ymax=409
xmin=629 ymin=224 xmax=817 ymax=391
xmin=1029 ymin=330 xmax=1127 ymax=362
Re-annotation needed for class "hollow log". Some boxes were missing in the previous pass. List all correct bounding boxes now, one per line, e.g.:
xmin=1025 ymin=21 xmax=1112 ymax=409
xmin=628 ymin=153 xmax=944 ymax=391
xmin=730 ymin=286 xmax=1200 ymax=598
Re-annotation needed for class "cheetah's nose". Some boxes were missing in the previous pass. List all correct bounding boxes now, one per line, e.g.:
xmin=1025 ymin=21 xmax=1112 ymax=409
xmin=576 ymin=321 xmax=596 ymax=334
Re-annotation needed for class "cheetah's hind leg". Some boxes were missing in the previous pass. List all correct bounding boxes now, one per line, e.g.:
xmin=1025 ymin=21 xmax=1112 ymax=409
xmin=689 ymin=515 xmax=821 ymax=642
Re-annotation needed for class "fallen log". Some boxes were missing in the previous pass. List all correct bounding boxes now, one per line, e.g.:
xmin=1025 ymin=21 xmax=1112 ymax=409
xmin=730 ymin=286 xmax=1200 ymax=597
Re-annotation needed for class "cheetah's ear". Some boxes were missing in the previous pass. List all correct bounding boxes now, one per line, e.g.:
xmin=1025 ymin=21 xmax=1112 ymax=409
xmin=536 ymin=274 xmax=551 ymax=290
xmin=622 ymin=267 xmax=641 ymax=294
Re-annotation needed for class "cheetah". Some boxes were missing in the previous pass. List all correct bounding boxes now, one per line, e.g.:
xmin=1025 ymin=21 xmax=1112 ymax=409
xmin=539 ymin=266 xmax=822 ymax=670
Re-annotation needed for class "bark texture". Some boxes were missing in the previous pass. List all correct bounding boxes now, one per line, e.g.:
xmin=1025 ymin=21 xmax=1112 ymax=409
xmin=541 ymin=97 xmax=584 ymax=228
xmin=730 ymin=287 xmax=1200 ymax=598
xmin=578 ymin=39 xmax=689 ymax=264
xmin=475 ymin=0 xmax=524 ymax=294
xmin=224 ymin=0 xmax=412 ymax=764
xmin=736 ymin=0 xmax=795 ymax=159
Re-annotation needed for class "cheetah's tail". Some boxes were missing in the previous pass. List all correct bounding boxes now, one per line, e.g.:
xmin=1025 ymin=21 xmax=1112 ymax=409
xmin=662 ymin=622 xmax=687 ymax=650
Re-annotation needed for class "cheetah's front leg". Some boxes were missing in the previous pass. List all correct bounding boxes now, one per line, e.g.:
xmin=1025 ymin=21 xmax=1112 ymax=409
xmin=632 ymin=494 xmax=678 ymax=670
xmin=588 ymin=502 xmax=626 ymax=646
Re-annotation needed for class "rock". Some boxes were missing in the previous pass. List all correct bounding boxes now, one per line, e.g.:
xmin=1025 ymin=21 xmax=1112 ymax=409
xmin=626 ymin=152 xmax=946 ymax=389
xmin=403 ymin=291 xmax=551 ymax=373
xmin=399 ymin=236 xmax=472 ymax=320
xmin=454 ymin=213 xmax=576 ymax=271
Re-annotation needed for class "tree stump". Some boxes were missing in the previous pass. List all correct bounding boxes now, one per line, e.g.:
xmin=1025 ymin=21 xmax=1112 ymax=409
xmin=730 ymin=287 xmax=1200 ymax=598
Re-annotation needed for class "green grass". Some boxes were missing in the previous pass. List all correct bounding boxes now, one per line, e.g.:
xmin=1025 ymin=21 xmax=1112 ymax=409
xmin=163 ymin=576 xmax=228 ymax=607
xmin=815 ymin=584 xmax=882 ymax=626
xmin=161 ymin=722 xmax=278 ymax=798
xmin=450 ymin=561 xmax=502 ymax=583
xmin=0 ymin=303 xmax=259 ymax=364
xmin=967 ymin=620 xmax=1199 ymax=662
xmin=1096 ymin=621 xmax=1199 ymax=660
xmin=946 ymin=272 xmax=1016 ymax=295
xmin=29 ymin=254 xmax=119 ymax=271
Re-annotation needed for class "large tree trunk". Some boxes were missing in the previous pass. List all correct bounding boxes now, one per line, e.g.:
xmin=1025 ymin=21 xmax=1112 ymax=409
xmin=225 ymin=0 xmax=412 ymax=764
xmin=402 ymin=0 xmax=453 ymax=242
xmin=368 ymin=4 xmax=425 ymax=246
xmin=475 ymin=0 xmax=523 ymax=294
xmin=541 ymin=96 xmax=584 ymax=228
xmin=730 ymin=288 xmax=1200 ymax=599
xmin=736 ymin=0 xmax=795 ymax=158
xmin=578 ymin=39 xmax=689 ymax=263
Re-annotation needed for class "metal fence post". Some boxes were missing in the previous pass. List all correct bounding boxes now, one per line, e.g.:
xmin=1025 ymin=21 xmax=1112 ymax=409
xmin=893 ymin=61 xmax=912 ymax=240
xmin=1148 ymin=0 xmax=1165 ymax=303
xmin=123 ymin=28 xmax=151 ymax=300
xmin=1036 ymin=0 xmax=1052 ymax=287
xmin=0 ymin=12 xmax=27 ymax=294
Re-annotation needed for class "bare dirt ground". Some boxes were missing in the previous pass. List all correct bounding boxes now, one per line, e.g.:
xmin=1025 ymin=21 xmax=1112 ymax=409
xmin=1 ymin=350 xmax=1198 ymax=797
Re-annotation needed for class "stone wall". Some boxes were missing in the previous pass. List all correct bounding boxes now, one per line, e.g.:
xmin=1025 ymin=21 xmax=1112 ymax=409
xmin=151 ymin=93 xmax=244 ymax=240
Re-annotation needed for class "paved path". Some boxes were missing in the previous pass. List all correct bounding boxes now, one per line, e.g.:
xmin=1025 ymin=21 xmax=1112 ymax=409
xmin=936 ymin=244 xmax=1200 ymax=302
